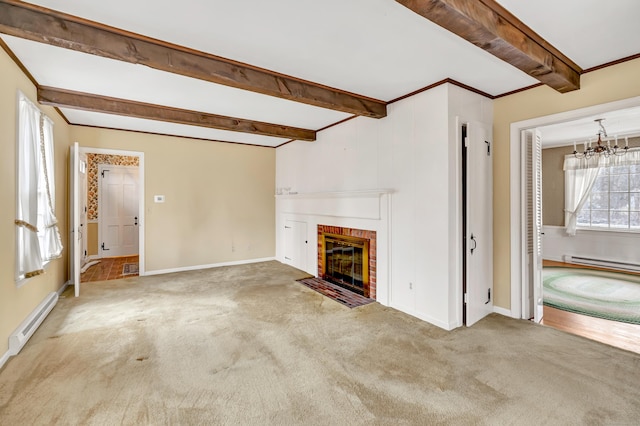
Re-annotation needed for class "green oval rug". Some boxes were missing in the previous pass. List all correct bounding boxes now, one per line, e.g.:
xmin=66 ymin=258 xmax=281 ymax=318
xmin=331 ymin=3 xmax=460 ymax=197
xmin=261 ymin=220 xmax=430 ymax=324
xmin=543 ymin=267 xmax=640 ymax=324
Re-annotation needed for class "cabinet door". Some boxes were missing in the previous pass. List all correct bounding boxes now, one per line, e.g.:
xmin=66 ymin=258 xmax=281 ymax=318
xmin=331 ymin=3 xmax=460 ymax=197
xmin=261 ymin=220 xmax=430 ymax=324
xmin=284 ymin=220 xmax=307 ymax=272
xmin=466 ymin=122 xmax=493 ymax=326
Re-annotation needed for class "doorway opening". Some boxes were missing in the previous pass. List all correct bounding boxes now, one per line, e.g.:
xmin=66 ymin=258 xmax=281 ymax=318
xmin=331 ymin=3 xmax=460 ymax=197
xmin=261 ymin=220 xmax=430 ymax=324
xmin=71 ymin=146 xmax=144 ymax=292
xmin=84 ymin=159 xmax=140 ymax=283
xmin=510 ymin=96 xmax=640 ymax=351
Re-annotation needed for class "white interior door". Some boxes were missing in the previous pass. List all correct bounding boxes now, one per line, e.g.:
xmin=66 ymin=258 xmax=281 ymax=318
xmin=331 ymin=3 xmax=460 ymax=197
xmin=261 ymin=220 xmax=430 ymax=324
xmin=69 ymin=142 xmax=81 ymax=297
xmin=284 ymin=220 xmax=307 ymax=271
xmin=532 ymin=129 xmax=544 ymax=323
xmin=99 ymin=165 xmax=139 ymax=257
xmin=465 ymin=122 xmax=494 ymax=326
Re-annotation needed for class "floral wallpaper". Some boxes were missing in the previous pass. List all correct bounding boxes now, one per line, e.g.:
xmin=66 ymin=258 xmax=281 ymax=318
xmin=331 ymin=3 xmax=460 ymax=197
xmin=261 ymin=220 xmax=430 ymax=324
xmin=87 ymin=154 xmax=139 ymax=220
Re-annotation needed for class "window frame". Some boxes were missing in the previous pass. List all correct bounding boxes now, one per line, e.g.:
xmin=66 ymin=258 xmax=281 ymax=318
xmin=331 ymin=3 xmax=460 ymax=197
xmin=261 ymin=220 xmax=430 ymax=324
xmin=575 ymin=154 xmax=640 ymax=233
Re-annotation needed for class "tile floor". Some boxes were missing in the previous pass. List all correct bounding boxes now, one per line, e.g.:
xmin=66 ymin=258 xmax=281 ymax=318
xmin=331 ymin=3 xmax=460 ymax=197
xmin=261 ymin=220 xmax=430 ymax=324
xmin=80 ymin=255 xmax=139 ymax=282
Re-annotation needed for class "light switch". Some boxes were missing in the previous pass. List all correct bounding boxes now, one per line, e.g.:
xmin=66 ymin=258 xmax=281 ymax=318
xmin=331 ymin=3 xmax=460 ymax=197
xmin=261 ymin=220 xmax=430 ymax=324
xmin=154 ymin=195 xmax=165 ymax=203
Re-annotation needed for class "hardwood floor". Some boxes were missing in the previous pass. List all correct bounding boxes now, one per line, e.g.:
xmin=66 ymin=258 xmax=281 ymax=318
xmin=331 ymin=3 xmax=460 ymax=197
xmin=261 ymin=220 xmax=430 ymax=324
xmin=542 ymin=306 xmax=640 ymax=354
xmin=541 ymin=261 xmax=640 ymax=354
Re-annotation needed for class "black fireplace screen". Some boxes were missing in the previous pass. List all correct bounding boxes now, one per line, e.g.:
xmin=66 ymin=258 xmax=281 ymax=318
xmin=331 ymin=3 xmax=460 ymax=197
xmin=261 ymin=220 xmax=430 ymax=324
xmin=323 ymin=235 xmax=369 ymax=295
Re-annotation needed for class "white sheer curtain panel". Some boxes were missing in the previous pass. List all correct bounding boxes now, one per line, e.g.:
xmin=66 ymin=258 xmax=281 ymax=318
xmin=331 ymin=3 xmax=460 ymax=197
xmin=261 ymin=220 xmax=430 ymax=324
xmin=39 ymin=114 xmax=63 ymax=260
xmin=601 ymin=148 xmax=640 ymax=167
xmin=16 ymin=94 xmax=44 ymax=280
xmin=563 ymin=149 xmax=640 ymax=236
xmin=564 ymin=167 xmax=600 ymax=236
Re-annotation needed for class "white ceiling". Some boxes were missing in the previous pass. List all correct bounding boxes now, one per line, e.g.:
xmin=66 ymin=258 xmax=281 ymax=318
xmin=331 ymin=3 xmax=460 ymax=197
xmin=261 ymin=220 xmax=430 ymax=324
xmin=2 ymin=0 xmax=640 ymax=147
xmin=496 ymin=0 xmax=640 ymax=69
xmin=538 ymin=106 xmax=640 ymax=148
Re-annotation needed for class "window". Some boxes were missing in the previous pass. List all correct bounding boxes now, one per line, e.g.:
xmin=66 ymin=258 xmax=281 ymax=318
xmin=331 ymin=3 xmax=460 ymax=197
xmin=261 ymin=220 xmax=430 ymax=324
xmin=575 ymin=162 xmax=640 ymax=231
xmin=15 ymin=92 xmax=63 ymax=282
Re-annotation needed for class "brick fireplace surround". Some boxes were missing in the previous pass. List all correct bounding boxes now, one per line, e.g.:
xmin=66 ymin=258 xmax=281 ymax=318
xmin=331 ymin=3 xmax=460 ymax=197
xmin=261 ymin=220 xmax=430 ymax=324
xmin=317 ymin=225 xmax=377 ymax=299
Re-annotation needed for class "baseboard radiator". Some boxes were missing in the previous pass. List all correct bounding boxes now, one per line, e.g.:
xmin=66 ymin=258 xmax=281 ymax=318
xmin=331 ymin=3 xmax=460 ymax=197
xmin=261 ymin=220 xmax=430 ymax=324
xmin=9 ymin=292 xmax=58 ymax=356
xmin=564 ymin=255 xmax=640 ymax=272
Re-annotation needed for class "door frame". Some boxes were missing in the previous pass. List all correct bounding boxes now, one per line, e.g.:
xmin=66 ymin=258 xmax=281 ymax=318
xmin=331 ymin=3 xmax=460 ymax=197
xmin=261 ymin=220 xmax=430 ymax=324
xmin=70 ymin=143 xmax=81 ymax=296
xmin=508 ymin=96 xmax=640 ymax=319
xmin=97 ymin=164 xmax=140 ymax=258
xmin=79 ymin=152 xmax=88 ymax=266
xmin=73 ymin=146 xmax=146 ymax=277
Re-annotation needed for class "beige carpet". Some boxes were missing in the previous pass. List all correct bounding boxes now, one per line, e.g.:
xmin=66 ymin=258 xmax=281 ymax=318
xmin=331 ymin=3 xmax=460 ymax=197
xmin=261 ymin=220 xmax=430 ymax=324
xmin=0 ymin=261 xmax=639 ymax=425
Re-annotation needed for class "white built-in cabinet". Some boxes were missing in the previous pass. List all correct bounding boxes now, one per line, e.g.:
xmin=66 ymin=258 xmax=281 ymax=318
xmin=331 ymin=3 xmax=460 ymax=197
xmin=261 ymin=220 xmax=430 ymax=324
xmin=283 ymin=220 xmax=307 ymax=272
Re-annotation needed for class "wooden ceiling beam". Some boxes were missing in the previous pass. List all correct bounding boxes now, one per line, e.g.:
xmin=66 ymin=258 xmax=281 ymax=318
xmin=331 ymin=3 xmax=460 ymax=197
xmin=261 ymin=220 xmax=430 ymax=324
xmin=0 ymin=0 xmax=386 ymax=118
xmin=37 ymin=86 xmax=317 ymax=141
xmin=396 ymin=0 xmax=582 ymax=93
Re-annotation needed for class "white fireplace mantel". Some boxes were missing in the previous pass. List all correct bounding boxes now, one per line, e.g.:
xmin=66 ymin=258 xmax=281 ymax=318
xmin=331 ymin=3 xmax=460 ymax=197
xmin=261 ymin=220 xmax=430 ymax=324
xmin=275 ymin=189 xmax=394 ymax=199
xmin=277 ymin=189 xmax=392 ymax=221
xmin=276 ymin=189 xmax=392 ymax=306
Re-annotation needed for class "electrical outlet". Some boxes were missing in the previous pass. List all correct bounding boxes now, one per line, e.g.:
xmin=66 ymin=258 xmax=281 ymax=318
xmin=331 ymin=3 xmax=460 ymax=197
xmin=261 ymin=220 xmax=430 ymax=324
xmin=154 ymin=195 xmax=165 ymax=203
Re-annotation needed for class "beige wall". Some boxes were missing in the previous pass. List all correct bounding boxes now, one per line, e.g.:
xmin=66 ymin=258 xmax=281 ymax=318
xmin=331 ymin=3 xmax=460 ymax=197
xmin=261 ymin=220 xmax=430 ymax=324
xmin=87 ymin=222 xmax=99 ymax=256
xmin=71 ymin=127 xmax=275 ymax=272
xmin=1 ymin=46 xmax=275 ymax=357
xmin=493 ymin=57 xmax=640 ymax=310
xmin=542 ymin=145 xmax=572 ymax=226
xmin=0 ymin=48 xmax=71 ymax=355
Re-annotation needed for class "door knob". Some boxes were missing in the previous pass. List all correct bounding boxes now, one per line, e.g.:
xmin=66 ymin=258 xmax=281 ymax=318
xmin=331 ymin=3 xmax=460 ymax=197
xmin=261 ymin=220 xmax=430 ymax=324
xmin=134 ymin=216 xmax=138 ymax=226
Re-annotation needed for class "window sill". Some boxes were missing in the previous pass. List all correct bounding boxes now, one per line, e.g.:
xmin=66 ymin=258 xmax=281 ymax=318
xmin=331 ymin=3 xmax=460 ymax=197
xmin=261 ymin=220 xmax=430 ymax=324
xmin=15 ymin=259 xmax=53 ymax=288
xmin=575 ymin=227 xmax=640 ymax=236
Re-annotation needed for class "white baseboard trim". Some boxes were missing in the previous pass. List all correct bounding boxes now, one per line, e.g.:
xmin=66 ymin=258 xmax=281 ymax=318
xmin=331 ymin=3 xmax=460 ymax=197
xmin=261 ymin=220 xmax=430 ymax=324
xmin=9 ymin=292 xmax=58 ymax=356
xmin=144 ymin=257 xmax=277 ymax=276
xmin=0 ymin=349 xmax=10 ymax=370
xmin=57 ymin=280 xmax=70 ymax=296
xmin=493 ymin=305 xmax=514 ymax=318
xmin=389 ymin=302 xmax=458 ymax=331
xmin=2 ymin=280 xmax=68 ymax=368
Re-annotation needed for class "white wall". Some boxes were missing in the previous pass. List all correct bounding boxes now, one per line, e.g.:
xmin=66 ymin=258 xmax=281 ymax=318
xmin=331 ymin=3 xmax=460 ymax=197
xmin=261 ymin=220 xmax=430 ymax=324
xmin=543 ymin=225 xmax=640 ymax=267
xmin=276 ymin=83 xmax=493 ymax=330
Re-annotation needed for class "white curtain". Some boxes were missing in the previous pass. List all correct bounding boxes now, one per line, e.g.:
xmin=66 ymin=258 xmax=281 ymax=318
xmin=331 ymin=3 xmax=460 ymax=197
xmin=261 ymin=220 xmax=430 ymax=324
xmin=15 ymin=93 xmax=63 ymax=281
xmin=607 ymin=149 xmax=640 ymax=166
xmin=563 ymin=149 xmax=640 ymax=236
xmin=39 ymin=114 xmax=63 ymax=261
xmin=16 ymin=95 xmax=44 ymax=279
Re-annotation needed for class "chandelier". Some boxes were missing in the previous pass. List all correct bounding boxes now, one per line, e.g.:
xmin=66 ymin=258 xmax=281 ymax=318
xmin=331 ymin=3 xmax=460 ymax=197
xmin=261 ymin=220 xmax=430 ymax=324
xmin=573 ymin=118 xmax=629 ymax=159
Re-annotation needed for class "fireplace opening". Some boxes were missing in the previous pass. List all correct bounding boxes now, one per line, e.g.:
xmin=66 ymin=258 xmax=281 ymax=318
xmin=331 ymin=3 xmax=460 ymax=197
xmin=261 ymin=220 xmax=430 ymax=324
xmin=321 ymin=234 xmax=369 ymax=296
